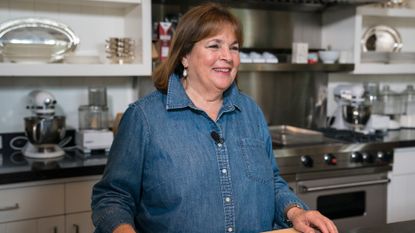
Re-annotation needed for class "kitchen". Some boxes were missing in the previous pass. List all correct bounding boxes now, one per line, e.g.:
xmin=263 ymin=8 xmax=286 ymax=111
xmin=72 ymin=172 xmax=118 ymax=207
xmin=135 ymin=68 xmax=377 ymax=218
xmin=1 ymin=0 xmax=415 ymax=232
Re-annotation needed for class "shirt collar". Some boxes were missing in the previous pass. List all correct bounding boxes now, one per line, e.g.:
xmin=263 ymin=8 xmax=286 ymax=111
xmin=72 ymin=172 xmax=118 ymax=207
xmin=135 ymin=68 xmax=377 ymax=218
xmin=165 ymin=73 xmax=242 ymax=112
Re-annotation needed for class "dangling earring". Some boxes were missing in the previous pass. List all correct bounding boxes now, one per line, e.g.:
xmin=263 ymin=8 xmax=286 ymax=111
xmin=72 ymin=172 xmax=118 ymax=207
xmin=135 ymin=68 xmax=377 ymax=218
xmin=183 ymin=68 xmax=188 ymax=78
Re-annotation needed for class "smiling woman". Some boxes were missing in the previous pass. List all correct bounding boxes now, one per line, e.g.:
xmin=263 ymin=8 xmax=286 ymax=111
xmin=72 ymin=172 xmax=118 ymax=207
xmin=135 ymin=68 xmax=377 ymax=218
xmin=91 ymin=3 xmax=338 ymax=233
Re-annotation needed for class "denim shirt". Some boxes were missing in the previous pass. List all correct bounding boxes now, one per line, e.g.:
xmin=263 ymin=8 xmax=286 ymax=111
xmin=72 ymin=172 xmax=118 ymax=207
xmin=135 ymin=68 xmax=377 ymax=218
xmin=91 ymin=74 xmax=308 ymax=233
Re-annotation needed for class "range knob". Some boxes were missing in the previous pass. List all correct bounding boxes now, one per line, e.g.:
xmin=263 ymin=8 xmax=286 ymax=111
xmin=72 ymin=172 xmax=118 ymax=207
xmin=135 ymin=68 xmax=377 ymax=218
xmin=350 ymin=152 xmax=363 ymax=163
xmin=324 ymin=153 xmax=337 ymax=165
xmin=362 ymin=152 xmax=375 ymax=163
xmin=377 ymin=151 xmax=393 ymax=163
xmin=301 ymin=155 xmax=314 ymax=168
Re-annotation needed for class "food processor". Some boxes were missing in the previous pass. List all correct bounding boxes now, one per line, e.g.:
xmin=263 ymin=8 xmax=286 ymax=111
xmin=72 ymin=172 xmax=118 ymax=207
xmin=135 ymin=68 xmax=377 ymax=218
xmin=76 ymin=87 xmax=113 ymax=154
xmin=331 ymin=84 xmax=372 ymax=131
xmin=22 ymin=90 xmax=66 ymax=158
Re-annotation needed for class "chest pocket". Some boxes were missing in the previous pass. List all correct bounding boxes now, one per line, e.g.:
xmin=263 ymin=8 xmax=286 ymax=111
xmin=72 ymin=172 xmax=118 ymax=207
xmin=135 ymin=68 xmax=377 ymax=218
xmin=239 ymin=138 xmax=274 ymax=184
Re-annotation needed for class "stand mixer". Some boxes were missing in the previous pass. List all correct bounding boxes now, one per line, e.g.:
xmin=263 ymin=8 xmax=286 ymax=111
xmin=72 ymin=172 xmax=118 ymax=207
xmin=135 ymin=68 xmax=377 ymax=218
xmin=22 ymin=90 xmax=66 ymax=158
xmin=331 ymin=84 xmax=372 ymax=132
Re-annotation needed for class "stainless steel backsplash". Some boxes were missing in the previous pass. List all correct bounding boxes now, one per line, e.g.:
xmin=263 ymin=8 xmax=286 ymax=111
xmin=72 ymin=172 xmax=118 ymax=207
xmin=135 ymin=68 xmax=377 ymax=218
xmin=237 ymin=72 xmax=328 ymax=129
xmin=152 ymin=4 xmax=328 ymax=129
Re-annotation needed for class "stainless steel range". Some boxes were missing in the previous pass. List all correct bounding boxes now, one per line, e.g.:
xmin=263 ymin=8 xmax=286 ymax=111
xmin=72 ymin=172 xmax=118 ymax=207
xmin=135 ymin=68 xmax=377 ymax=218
xmin=271 ymin=125 xmax=394 ymax=232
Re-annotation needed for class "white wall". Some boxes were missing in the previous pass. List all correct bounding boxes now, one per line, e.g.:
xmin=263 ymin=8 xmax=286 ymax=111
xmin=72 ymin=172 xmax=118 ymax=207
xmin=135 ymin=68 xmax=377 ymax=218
xmin=0 ymin=77 xmax=138 ymax=133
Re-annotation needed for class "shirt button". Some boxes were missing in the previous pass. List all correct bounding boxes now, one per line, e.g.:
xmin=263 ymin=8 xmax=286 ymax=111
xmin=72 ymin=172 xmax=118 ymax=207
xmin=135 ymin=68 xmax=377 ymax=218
xmin=225 ymin=197 xmax=231 ymax=202
xmin=221 ymin=169 xmax=227 ymax=174
xmin=217 ymin=143 xmax=223 ymax=147
xmin=227 ymin=227 xmax=233 ymax=232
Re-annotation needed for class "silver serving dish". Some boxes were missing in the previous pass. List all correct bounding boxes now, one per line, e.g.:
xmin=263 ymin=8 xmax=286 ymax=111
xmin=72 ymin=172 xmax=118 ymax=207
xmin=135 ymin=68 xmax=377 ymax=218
xmin=361 ymin=25 xmax=402 ymax=53
xmin=0 ymin=18 xmax=79 ymax=63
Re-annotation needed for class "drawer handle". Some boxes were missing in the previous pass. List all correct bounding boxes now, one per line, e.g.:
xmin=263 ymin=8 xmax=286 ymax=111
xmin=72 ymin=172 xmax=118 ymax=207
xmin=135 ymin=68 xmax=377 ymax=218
xmin=0 ymin=203 xmax=19 ymax=211
xmin=73 ymin=224 xmax=79 ymax=233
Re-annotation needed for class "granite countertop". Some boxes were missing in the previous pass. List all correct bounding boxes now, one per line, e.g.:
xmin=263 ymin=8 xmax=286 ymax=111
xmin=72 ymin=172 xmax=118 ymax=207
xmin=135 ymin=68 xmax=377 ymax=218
xmin=0 ymin=131 xmax=107 ymax=185
xmin=2 ymin=129 xmax=415 ymax=185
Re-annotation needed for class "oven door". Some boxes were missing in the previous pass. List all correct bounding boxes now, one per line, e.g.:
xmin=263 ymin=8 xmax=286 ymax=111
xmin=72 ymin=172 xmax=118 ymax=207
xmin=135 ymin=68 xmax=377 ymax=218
xmin=296 ymin=172 xmax=389 ymax=232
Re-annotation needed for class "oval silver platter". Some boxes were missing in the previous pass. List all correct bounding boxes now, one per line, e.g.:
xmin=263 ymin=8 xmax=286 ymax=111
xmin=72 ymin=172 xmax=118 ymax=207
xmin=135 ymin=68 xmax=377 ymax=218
xmin=0 ymin=18 xmax=80 ymax=63
xmin=361 ymin=25 xmax=402 ymax=53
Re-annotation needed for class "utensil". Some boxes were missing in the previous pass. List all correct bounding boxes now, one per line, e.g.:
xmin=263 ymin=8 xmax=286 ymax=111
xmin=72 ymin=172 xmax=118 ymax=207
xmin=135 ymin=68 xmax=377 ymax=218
xmin=0 ymin=18 xmax=79 ymax=63
xmin=361 ymin=25 xmax=402 ymax=52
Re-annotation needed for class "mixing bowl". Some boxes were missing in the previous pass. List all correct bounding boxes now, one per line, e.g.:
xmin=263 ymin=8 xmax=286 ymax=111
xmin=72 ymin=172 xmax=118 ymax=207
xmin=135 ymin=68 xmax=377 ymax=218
xmin=342 ymin=103 xmax=371 ymax=129
xmin=24 ymin=116 xmax=66 ymax=145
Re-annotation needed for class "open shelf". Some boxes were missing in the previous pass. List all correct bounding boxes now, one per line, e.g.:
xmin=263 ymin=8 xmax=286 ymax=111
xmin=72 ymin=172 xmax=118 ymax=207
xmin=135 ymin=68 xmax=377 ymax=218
xmin=238 ymin=63 xmax=354 ymax=72
xmin=0 ymin=0 xmax=151 ymax=77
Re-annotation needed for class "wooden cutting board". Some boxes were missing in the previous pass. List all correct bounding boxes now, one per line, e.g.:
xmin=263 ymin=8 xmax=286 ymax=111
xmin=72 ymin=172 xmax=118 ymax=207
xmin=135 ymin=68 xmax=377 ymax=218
xmin=262 ymin=228 xmax=300 ymax=233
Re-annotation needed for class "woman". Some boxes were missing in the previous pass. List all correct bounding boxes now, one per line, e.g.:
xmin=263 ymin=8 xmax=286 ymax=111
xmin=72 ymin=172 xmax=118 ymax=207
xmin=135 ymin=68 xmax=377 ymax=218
xmin=91 ymin=3 xmax=338 ymax=233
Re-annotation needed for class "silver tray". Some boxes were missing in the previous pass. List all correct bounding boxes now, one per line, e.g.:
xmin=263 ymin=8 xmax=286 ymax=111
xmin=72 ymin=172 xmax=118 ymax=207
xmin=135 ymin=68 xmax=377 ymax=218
xmin=0 ymin=18 xmax=79 ymax=63
xmin=361 ymin=25 xmax=402 ymax=53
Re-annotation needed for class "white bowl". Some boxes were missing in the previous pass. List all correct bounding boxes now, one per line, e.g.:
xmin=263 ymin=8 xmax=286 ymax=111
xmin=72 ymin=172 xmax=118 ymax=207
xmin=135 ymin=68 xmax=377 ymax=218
xmin=318 ymin=51 xmax=339 ymax=64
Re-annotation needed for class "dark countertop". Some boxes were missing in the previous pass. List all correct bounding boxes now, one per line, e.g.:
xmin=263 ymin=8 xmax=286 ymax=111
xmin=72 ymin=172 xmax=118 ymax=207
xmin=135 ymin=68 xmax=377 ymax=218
xmin=2 ymin=129 xmax=415 ymax=185
xmin=349 ymin=220 xmax=415 ymax=233
xmin=0 ymin=131 xmax=107 ymax=185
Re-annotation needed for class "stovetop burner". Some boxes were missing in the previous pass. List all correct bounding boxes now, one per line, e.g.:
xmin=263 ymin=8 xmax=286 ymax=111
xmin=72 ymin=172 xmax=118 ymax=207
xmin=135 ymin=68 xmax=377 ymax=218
xmin=317 ymin=128 xmax=385 ymax=143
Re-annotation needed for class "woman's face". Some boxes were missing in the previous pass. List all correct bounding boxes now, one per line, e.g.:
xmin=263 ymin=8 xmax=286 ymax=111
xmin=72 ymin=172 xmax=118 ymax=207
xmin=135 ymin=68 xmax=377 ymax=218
xmin=182 ymin=24 xmax=240 ymax=94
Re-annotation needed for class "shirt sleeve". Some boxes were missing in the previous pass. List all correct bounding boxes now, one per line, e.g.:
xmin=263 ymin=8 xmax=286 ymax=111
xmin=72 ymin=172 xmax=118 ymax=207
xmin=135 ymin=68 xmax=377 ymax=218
xmin=91 ymin=103 xmax=149 ymax=233
xmin=256 ymin=110 xmax=309 ymax=228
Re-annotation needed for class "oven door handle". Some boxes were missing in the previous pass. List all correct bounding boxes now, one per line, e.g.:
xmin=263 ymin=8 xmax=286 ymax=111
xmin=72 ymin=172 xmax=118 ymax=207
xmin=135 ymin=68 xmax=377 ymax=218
xmin=299 ymin=178 xmax=390 ymax=193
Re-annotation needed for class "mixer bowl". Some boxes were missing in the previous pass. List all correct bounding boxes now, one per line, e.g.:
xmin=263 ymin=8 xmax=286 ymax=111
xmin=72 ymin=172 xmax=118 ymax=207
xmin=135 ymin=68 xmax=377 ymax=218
xmin=24 ymin=116 xmax=66 ymax=145
xmin=342 ymin=104 xmax=372 ymax=128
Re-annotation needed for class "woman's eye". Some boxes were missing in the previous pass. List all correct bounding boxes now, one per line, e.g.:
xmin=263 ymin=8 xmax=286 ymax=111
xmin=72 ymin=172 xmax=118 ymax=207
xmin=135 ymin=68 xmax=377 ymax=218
xmin=208 ymin=44 xmax=220 ymax=49
xmin=230 ymin=46 xmax=239 ymax=51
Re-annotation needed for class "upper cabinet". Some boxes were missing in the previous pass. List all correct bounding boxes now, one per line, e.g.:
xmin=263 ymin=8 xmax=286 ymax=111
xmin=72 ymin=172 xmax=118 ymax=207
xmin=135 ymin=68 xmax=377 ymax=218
xmin=322 ymin=6 xmax=415 ymax=74
xmin=0 ymin=0 xmax=151 ymax=77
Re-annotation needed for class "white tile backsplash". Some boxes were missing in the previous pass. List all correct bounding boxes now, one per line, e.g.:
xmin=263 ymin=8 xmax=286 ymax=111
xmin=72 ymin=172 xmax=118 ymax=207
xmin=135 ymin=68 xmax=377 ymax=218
xmin=0 ymin=77 xmax=138 ymax=133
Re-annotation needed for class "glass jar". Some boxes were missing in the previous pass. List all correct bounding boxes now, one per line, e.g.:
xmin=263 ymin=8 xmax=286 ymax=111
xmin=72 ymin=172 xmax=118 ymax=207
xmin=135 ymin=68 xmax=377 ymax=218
xmin=379 ymin=85 xmax=403 ymax=116
xmin=402 ymin=85 xmax=415 ymax=115
xmin=78 ymin=105 xmax=109 ymax=130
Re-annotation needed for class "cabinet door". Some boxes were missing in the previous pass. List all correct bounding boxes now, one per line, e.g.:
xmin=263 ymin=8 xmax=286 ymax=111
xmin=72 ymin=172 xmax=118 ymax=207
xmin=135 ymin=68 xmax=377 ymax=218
xmin=387 ymin=147 xmax=415 ymax=223
xmin=66 ymin=212 xmax=95 ymax=233
xmin=65 ymin=179 xmax=99 ymax=214
xmin=0 ymin=184 xmax=64 ymax=223
xmin=0 ymin=219 xmax=36 ymax=233
xmin=37 ymin=216 xmax=65 ymax=233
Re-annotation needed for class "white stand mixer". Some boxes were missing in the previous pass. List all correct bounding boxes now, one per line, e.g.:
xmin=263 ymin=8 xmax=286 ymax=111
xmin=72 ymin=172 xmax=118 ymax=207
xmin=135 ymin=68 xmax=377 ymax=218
xmin=22 ymin=90 xmax=66 ymax=159
xmin=331 ymin=84 xmax=372 ymax=132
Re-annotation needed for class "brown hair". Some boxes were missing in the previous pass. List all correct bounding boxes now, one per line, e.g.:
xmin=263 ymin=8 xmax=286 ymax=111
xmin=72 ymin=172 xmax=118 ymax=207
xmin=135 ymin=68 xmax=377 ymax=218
xmin=152 ymin=3 xmax=243 ymax=92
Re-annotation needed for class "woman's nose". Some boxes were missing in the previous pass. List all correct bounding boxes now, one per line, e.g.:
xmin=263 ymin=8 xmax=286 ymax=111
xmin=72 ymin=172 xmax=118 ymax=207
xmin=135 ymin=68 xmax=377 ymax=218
xmin=220 ymin=48 xmax=232 ymax=61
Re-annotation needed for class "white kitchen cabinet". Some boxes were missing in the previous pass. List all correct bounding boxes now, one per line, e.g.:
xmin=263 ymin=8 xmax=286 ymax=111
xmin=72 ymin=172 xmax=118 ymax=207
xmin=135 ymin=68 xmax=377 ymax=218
xmin=0 ymin=0 xmax=152 ymax=76
xmin=387 ymin=147 xmax=415 ymax=223
xmin=64 ymin=178 xmax=99 ymax=233
xmin=0 ymin=214 xmax=65 ymax=233
xmin=38 ymin=216 xmax=66 ymax=233
xmin=0 ymin=219 xmax=36 ymax=233
xmin=65 ymin=212 xmax=94 ymax=233
xmin=322 ymin=6 xmax=415 ymax=74
xmin=0 ymin=183 xmax=65 ymax=223
xmin=0 ymin=176 xmax=100 ymax=233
